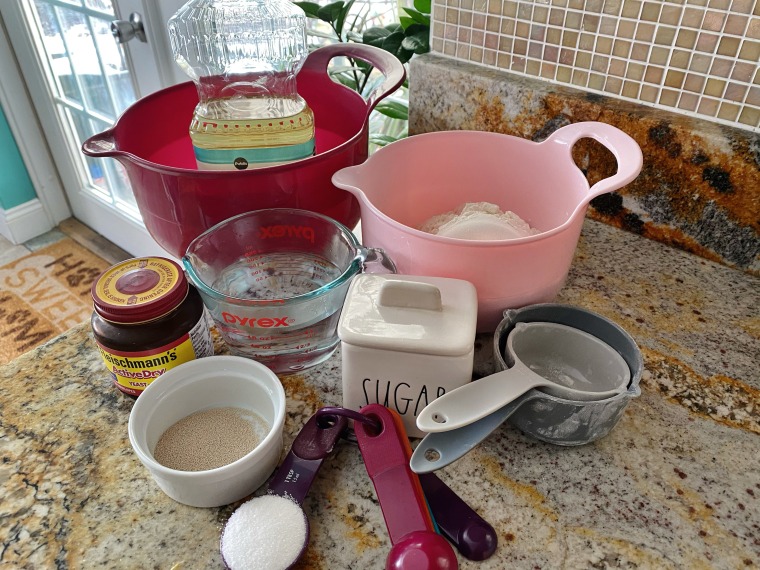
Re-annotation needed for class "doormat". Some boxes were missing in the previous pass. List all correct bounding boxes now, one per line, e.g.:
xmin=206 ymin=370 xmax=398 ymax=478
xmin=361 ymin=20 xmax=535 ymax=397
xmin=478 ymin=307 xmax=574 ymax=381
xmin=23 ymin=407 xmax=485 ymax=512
xmin=0 ymin=238 xmax=111 ymax=365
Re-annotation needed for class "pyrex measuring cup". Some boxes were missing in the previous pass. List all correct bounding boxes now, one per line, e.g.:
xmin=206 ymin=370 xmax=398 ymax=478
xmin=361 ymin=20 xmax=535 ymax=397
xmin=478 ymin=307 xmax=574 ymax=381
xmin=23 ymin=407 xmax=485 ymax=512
xmin=183 ymin=209 xmax=395 ymax=373
xmin=416 ymin=321 xmax=630 ymax=433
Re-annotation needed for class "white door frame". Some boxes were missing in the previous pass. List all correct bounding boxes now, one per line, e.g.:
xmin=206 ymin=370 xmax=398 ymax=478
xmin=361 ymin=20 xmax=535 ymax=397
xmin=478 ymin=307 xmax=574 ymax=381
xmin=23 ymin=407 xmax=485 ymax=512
xmin=0 ymin=0 xmax=185 ymax=255
xmin=0 ymin=8 xmax=66 ymax=243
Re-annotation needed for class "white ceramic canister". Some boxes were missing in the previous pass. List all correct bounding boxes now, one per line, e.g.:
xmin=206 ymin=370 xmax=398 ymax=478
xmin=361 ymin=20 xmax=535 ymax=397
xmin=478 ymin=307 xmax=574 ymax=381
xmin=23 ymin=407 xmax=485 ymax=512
xmin=338 ymin=274 xmax=478 ymax=437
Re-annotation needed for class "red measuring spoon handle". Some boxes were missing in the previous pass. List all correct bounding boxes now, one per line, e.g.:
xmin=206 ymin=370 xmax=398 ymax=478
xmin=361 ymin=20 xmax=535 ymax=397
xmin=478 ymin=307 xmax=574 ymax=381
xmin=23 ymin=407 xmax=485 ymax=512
xmin=354 ymin=404 xmax=435 ymax=543
xmin=267 ymin=411 xmax=348 ymax=505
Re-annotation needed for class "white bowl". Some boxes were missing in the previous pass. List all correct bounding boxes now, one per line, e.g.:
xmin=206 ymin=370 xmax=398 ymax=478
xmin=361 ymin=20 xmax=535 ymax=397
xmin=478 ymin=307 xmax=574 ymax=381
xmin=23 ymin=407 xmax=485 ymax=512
xmin=128 ymin=355 xmax=286 ymax=508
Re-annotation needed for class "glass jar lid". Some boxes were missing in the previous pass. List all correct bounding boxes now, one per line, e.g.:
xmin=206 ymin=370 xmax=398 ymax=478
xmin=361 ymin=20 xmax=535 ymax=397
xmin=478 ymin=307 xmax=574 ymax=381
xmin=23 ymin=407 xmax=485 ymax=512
xmin=91 ymin=257 xmax=188 ymax=324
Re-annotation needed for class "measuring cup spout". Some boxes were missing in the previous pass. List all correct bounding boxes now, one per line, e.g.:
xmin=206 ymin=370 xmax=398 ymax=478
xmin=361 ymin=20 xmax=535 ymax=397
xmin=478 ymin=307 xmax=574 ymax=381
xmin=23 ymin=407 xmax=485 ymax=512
xmin=415 ymin=364 xmax=547 ymax=434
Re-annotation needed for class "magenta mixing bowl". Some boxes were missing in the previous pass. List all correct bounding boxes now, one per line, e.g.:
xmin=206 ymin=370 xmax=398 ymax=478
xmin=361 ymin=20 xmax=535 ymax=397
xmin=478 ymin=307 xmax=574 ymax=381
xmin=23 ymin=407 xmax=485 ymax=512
xmin=82 ymin=44 xmax=405 ymax=258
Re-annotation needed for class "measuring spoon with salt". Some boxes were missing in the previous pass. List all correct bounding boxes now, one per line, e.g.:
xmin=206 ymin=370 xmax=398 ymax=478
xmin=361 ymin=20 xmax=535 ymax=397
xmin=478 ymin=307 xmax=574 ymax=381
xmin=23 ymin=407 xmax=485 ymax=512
xmin=355 ymin=404 xmax=458 ymax=570
xmin=220 ymin=410 xmax=348 ymax=570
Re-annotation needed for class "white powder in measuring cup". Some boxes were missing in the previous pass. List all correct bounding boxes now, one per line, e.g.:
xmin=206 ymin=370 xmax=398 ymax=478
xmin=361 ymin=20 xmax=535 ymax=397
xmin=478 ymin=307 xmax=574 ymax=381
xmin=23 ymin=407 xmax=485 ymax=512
xmin=221 ymin=494 xmax=307 ymax=570
xmin=419 ymin=202 xmax=540 ymax=240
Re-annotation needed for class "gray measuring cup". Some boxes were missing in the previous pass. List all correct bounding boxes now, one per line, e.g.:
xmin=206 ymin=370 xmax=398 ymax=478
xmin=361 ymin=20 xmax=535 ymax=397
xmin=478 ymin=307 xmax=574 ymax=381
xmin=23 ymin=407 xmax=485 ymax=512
xmin=416 ymin=321 xmax=630 ymax=434
xmin=410 ymin=304 xmax=643 ymax=473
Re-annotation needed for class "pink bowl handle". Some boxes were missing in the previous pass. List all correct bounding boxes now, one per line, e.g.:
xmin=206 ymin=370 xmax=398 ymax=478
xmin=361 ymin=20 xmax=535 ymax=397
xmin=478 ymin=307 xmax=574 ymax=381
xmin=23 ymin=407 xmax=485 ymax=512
xmin=302 ymin=43 xmax=406 ymax=113
xmin=82 ymin=128 xmax=118 ymax=157
xmin=545 ymin=121 xmax=643 ymax=201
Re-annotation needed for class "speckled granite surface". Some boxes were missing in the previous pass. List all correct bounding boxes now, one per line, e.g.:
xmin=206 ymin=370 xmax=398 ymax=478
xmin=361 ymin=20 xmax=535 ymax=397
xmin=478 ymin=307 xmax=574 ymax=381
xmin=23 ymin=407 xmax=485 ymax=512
xmin=409 ymin=54 xmax=760 ymax=276
xmin=2 ymin=220 xmax=758 ymax=569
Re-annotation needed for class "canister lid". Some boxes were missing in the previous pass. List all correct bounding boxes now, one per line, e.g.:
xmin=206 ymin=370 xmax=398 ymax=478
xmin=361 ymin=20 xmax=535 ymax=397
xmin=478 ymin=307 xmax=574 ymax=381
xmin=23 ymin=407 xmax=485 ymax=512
xmin=337 ymin=274 xmax=478 ymax=356
xmin=91 ymin=257 xmax=188 ymax=323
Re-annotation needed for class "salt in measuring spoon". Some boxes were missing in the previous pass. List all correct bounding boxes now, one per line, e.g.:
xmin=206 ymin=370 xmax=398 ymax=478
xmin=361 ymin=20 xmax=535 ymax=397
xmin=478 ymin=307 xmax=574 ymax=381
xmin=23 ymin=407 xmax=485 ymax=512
xmin=220 ymin=410 xmax=348 ymax=570
xmin=354 ymin=404 xmax=458 ymax=570
xmin=417 ymin=321 xmax=631 ymax=433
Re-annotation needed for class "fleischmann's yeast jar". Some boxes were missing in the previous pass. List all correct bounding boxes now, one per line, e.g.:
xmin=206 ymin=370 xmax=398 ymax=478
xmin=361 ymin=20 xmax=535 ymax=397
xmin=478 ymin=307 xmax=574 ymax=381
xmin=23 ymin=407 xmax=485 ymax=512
xmin=91 ymin=257 xmax=213 ymax=397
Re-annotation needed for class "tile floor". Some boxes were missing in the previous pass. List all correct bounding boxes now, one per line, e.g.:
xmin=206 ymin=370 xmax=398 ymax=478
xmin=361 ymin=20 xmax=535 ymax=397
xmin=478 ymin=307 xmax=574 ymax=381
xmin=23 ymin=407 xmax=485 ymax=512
xmin=0 ymin=219 xmax=130 ymax=267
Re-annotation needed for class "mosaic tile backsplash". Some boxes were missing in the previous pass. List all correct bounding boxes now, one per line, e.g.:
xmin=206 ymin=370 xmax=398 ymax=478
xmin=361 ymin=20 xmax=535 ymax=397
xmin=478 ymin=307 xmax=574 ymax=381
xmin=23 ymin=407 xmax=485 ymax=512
xmin=431 ymin=0 xmax=760 ymax=131
xmin=408 ymin=54 xmax=760 ymax=274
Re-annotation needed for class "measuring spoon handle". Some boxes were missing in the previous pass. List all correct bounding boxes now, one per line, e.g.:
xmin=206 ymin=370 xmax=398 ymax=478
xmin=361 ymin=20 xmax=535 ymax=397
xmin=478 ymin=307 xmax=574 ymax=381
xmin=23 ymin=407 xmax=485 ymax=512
xmin=267 ymin=411 xmax=348 ymax=505
xmin=416 ymin=366 xmax=547 ymax=433
xmin=419 ymin=472 xmax=498 ymax=561
xmin=354 ymin=404 xmax=435 ymax=543
xmin=411 ymin=392 xmax=540 ymax=473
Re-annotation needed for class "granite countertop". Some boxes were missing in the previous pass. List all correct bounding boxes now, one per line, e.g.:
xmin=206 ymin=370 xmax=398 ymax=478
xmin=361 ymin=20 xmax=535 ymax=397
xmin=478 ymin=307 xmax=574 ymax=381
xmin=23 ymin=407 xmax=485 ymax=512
xmin=2 ymin=219 xmax=758 ymax=569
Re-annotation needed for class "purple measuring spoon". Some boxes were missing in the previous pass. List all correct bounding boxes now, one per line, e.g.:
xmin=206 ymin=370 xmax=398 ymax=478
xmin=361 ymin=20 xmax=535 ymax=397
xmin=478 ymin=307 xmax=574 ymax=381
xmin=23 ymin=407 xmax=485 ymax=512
xmin=418 ymin=472 xmax=498 ymax=561
xmin=220 ymin=410 xmax=348 ymax=570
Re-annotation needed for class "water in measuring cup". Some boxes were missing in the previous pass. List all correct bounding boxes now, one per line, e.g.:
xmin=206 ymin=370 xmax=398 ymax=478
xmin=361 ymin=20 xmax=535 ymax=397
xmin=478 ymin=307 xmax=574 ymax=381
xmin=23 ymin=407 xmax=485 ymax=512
xmin=213 ymin=252 xmax=342 ymax=300
xmin=211 ymin=252 xmax=347 ymax=372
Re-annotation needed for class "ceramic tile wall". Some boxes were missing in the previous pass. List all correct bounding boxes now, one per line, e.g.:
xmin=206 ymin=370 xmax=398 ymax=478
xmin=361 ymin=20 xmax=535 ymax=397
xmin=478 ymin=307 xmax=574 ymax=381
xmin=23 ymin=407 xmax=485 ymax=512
xmin=430 ymin=0 xmax=760 ymax=131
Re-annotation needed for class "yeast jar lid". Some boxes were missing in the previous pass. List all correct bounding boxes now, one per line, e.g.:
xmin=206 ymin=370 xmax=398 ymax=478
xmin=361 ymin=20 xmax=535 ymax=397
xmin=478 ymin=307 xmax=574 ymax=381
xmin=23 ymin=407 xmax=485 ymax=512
xmin=337 ymin=274 xmax=478 ymax=357
xmin=91 ymin=257 xmax=188 ymax=323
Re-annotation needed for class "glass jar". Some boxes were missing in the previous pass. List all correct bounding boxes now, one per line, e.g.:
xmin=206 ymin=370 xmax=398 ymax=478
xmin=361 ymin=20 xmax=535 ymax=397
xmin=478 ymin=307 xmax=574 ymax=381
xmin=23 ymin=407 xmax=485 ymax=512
xmin=91 ymin=257 xmax=214 ymax=397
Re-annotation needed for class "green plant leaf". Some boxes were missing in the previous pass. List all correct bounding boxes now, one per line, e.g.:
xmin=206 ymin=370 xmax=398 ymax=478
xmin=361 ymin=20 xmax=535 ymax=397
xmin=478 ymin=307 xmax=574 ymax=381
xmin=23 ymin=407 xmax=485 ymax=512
xmin=334 ymin=0 xmax=356 ymax=37
xmin=413 ymin=0 xmax=432 ymax=15
xmin=380 ymin=30 xmax=405 ymax=52
xmin=317 ymin=1 xmax=345 ymax=24
xmin=398 ymin=16 xmax=415 ymax=29
xmin=369 ymin=133 xmax=402 ymax=146
xmin=330 ymin=70 xmax=359 ymax=91
xmin=374 ymin=100 xmax=409 ymax=120
xmin=363 ymin=26 xmax=392 ymax=47
xmin=401 ymin=24 xmax=430 ymax=54
xmin=294 ymin=1 xmax=321 ymax=18
xmin=402 ymin=8 xmax=431 ymax=26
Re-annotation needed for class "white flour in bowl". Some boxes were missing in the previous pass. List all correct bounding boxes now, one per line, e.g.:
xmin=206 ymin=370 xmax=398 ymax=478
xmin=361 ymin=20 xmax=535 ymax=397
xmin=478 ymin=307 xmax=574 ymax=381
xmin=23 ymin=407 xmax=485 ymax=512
xmin=418 ymin=202 xmax=540 ymax=240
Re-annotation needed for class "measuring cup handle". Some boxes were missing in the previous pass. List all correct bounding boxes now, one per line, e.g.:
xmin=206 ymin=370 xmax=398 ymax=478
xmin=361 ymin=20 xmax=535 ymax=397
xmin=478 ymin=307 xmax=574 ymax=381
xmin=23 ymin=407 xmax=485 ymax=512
xmin=302 ymin=43 xmax=406 ymax=112
xmin=361 ymin=247 xmax=397 ymax=274
xmin=545 ymin=121 xmax=643 ymax=202
xmin=415 ymin=366 xmax=545 ymax=434
xmin=410 ymin=392 xmax=539 ymax=474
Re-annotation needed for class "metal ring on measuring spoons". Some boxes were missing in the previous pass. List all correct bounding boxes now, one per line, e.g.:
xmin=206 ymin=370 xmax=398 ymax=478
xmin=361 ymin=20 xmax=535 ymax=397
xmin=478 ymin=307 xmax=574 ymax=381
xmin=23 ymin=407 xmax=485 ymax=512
xmin=316 ymin=406 xmax=381 ymax=443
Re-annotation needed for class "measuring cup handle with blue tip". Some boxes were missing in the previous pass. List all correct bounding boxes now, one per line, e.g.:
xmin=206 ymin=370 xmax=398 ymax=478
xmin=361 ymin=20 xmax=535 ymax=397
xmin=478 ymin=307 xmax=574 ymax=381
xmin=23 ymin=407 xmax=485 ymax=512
xmin=410 ymin=393 xmax=542 ymax=473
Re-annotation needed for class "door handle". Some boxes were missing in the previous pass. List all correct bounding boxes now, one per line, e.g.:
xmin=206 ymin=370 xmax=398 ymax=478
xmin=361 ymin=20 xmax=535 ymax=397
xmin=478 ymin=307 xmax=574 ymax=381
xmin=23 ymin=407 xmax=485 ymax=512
xmin=111 ymin=12 xmax=146 ymax=44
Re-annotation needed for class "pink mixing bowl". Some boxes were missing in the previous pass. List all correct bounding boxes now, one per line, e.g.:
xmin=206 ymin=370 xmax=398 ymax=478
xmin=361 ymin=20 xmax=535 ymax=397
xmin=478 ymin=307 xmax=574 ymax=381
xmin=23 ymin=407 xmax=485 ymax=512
xmin=332 ymin=122 xmax=643 ymax=332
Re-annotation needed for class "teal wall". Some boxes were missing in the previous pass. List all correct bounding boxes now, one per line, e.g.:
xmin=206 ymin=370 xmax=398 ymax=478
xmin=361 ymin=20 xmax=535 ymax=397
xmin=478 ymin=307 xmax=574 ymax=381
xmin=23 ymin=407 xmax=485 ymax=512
xmin=0 ymin=103 xmax=37 ymax=210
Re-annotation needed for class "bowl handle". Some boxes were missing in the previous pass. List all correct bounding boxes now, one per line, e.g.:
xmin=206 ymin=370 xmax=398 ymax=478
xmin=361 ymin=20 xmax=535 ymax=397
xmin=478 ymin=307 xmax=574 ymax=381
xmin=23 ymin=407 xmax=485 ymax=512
xmin=545 ymin=121 xmax=643 ymax=201
xmin=82 ymin=128 xmax=118 ymax=157
xmin=302 ymin=43 xmax=406 ymax=112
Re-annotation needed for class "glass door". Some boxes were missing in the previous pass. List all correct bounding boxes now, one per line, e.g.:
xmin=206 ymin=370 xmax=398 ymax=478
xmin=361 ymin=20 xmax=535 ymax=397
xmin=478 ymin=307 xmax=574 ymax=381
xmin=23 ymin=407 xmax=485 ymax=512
xmin=2 ymin=0 xmax=185 ymax=256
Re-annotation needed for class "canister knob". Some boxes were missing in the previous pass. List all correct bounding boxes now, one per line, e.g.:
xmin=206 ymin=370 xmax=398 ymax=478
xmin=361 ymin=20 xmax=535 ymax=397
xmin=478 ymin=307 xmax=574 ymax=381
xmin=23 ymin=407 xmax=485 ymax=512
xmin=379 ymin=280 xmax=443 ymax=311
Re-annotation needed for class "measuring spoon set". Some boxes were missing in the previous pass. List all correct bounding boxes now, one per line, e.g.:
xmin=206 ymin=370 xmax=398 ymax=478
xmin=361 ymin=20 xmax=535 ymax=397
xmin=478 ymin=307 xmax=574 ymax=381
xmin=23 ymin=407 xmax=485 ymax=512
xmin=221 ymin=405 xmax=497 ymax=570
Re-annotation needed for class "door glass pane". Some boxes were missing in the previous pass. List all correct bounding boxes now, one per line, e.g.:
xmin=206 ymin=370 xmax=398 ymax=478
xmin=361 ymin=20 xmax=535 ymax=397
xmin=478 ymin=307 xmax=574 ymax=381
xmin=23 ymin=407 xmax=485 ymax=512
xmin=28 ymin=0 xmax=140 ymax=218
xmin=84 ymin=0 xmax=114 ymax=14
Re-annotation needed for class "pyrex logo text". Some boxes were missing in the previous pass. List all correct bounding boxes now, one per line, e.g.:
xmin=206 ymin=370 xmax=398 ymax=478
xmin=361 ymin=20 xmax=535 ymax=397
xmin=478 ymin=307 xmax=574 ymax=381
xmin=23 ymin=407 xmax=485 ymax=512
xmin=260 ymin=224 xmax=315 ymax=244
xmin=222 ymin=313 xmax=291 ymax=327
